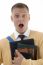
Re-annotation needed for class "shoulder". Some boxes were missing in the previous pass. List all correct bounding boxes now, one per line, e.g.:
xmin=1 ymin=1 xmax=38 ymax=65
xmin=0 ymin=37 xmax=9 ymax=48
xmin=30 ymin=30 xmax=43 ymax=46
xmin=0 ymin=33 xmax=13 ymax=47
xmin=0 ymin=33 xmax=14 ymax=45
xmin=30 ymin=30 xmax=43 ymax=37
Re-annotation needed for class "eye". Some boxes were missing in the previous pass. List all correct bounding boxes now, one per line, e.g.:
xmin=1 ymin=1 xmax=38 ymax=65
xmin=15 ymin=14 xmax=19 ymax=18
xmin=22 ymin=14 xmax=26 ymax=18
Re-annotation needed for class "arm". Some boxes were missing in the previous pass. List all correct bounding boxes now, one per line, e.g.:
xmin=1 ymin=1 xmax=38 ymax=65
xmin=21 ymin=58 xmax=43 ymax=65
xmin=0 ymin=47 xmax=1 ymax=64
xmin=13 ymin=50 xmax=43 ymax=65
xmin=0 ymin=42 xmax=3 ymax=65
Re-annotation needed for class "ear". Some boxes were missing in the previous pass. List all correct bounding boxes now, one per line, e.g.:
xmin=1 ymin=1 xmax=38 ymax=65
xmin=28 ymin=14 xmax=30 ymax=20
xmin=11 ymin=16 xmax=13 ymax=21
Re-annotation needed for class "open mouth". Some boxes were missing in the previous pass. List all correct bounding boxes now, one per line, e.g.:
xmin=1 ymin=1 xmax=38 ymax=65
xmin=19 ymin=24 xmax=24 ymax=28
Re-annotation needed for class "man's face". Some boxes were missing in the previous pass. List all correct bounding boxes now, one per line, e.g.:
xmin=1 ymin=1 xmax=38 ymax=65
xmin=11 ymin=8 xmax=30 ymax=34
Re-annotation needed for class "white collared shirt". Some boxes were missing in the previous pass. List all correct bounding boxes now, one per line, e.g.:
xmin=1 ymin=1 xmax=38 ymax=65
xmin=14 ymin=28 xmax=30 ymax=41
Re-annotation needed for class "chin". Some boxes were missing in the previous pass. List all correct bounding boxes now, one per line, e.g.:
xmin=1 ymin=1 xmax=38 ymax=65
xmin=17 ymin=28 xmax=26 ymax=34
xmin=19 ymin=30 xmax=25 ymax=34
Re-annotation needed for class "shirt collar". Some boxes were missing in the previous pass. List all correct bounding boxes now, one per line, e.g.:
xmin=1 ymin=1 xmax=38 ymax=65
xmin=14 ymin=28 xmax=30 ymax=39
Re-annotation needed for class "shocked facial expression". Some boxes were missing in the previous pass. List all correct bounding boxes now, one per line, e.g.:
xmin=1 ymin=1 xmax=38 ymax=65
xmin=11 ymin=8 xmax=30 ymax=34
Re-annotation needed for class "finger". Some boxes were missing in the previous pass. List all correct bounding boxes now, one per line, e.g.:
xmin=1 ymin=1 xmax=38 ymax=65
xmin=15 ymin=50 xmax=20 ymax=55
xmin=15 ymin=50 xmax=23 ymax=57
xmin=14 ymin=50 xmax=25 ymax=60
xmin=12 ymin=60 xmax=14 ymax=63
xmin=12 ymin=60 xmax=18 ymax=65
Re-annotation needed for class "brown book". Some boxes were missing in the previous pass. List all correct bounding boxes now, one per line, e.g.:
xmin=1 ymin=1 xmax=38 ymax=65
xmin=10 ymin=39 xmax=37 ymax=60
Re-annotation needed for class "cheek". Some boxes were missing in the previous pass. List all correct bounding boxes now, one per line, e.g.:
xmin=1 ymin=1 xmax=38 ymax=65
xmin=24 ymin=18 xmax=29 ymax=23
xmin=13 ymin=21 xmax=19 ymax=28
xmin=24 ymin=21 xmax=28 ymax=26
xmin=14 ymin=22 xmax=18 ymax=26
xmin=12 ymin=20 xmax=17 ymax=26
xmin=12 ymin=19 xmax=18 ymax=25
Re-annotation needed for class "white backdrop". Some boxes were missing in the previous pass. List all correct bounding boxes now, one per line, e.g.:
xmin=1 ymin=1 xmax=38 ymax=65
xmin=0 ymin=0 xmax=43 ymax=40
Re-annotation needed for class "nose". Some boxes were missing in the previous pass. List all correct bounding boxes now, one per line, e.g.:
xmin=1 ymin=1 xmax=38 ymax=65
xmin=19 ymin=16 xmax=23 ymax=21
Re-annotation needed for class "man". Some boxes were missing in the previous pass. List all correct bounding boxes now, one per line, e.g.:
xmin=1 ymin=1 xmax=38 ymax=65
xmin=0 ymin=3 xmax=43 ymax=65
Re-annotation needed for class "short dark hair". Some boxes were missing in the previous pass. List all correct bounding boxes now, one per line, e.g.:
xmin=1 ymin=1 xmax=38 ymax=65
xmin=11 ymin=3 xmax=29 ymax=12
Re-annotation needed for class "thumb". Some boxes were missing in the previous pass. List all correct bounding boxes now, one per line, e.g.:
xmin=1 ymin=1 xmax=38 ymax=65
xmin=15 ymin=50 xmax=21 ymax=56
xmin=15 ymin=50 xmax=24 ymax=58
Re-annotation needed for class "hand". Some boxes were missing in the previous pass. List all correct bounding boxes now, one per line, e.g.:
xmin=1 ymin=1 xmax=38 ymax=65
xmin=12 ymin=50 xmax=25 ymax=65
